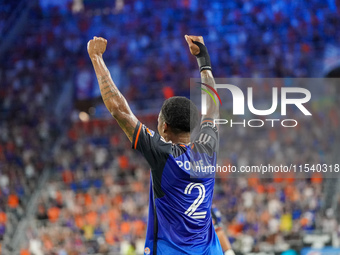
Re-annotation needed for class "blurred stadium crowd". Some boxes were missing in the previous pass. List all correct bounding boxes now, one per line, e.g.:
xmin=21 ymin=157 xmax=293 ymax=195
xmin=1 ymin=0 xmax=340 ymax=254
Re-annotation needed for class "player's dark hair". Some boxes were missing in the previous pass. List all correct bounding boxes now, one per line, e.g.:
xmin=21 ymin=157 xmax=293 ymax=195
xmin=160 ymin=96 xmax=199 ymax=134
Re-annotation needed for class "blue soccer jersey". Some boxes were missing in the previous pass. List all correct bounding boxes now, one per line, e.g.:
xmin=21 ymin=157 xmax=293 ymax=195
xmin=132 ymin=119 xmax=223 ymax=255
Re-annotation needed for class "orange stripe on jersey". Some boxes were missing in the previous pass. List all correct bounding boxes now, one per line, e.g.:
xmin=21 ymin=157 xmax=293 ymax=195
xmin=179 ymin=144 xmax=186 ymax=147
xmin=134 ymin=123 xmax=142 ymax=149
xmin=201 ymin=119 xmax=219 ymax=131
xmin=201 ymin=119 xmax=214 ymax=124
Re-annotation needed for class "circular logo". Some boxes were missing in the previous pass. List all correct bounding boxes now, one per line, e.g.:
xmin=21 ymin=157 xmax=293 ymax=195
xmin=144 ymin=247 xmax=150 ymax=255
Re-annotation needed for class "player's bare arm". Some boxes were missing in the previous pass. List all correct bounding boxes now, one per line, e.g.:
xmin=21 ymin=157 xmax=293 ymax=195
xmin=216 ymin=228 xmax=235 ymax=255
xmin=185 ymin=35 xmax=219 ymax=120
xmin=87 ymin=36 xmax=138 ymax=142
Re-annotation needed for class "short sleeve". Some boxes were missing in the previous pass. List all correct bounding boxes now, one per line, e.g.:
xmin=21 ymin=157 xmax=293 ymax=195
xmin=192 ymin=118 xmax=219 ymax=156
xmin=132 ymin=121 xmax=172 ymax=169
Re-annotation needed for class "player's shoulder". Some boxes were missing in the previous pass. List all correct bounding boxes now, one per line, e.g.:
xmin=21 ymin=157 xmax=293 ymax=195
xmin=193 ymin=118 xmax=218 ymax=146
xmin=134 ymin=123 xmax=172 ymax=152
xmin=190 ymin=118 xmax=219 ymax=156
xmin=169 ymin=143 xmax=189 ymax=159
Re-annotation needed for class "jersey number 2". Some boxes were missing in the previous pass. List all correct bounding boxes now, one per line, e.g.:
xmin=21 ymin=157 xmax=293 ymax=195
xmin=184 ymin=182 xmax=207 ymax=219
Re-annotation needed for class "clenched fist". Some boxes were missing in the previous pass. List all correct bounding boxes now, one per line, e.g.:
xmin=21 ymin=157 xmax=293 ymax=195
xmin=87 ymin=36 xmax=107 ymax=58
xmin=184 ymin=35 xmax=205 ymax=56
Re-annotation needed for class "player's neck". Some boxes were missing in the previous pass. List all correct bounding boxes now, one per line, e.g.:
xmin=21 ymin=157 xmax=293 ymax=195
xmin=168 ymin=133 xmax=191 ymax=145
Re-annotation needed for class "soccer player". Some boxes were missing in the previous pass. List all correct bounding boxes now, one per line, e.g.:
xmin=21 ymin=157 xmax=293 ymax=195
xmin=87 ymin=35 xmax=222 ymax=255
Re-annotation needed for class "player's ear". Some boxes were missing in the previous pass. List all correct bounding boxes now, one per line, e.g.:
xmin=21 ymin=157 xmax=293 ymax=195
xmin=163 ymin=122 xmax=169 ymax=133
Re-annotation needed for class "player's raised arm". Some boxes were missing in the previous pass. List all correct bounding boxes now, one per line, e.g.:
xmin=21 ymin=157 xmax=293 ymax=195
xmin=185 ymin=35 xmax=219 ymax=120
xmin=87 ymin=37 xmax=138 ymax=142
